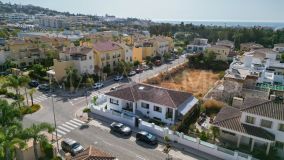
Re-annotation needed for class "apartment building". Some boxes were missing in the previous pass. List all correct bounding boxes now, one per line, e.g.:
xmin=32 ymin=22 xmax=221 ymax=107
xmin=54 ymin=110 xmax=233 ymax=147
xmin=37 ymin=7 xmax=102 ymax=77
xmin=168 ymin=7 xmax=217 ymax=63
xmin=104 ymin=82 xmax=199 ymax=125
xmin=213 ymin=98 xmax=284 ymax=155
xmin=207 ymin=45 xmax=231 ymax=61
xmin=88 ymin=41 xmax=124 ymax=73
xmin=53 ymin=46 xmax=94 ymax=81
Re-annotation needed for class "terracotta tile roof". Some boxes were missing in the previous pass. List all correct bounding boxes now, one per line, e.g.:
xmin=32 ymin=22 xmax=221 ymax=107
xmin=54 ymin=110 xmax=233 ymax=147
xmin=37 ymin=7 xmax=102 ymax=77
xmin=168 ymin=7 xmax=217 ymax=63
xmin=241 ymin=101 xmax=284 ymax=121
xmin=93 ymin=41 xmax=121 ymax=52
xmin=72 ymin=145 xmax=116 ymax=160
xmin=105 ymin=82 xmax=195 ymax=108
xmin=214 ymin=106 xmax=275 ymax=141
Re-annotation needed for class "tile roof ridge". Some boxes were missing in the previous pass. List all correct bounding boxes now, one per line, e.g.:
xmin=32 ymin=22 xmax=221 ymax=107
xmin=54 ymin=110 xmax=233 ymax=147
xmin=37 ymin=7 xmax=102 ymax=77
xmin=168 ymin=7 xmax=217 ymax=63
xmin=241 ymin=100 xmax=273 ymax=111
xmin=213 ymin=114 xmax=241 ymax=125
xmin=165 ymin=89 xmax=176 ymax=108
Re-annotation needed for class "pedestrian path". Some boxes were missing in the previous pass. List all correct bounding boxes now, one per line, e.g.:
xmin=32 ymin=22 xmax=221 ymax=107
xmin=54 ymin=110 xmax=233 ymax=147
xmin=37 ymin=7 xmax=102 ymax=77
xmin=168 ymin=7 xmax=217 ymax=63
xmin=52 ymin=118 xmax=86 ymax=138
xmin=29 ymin=94 xmax=49 ymax=104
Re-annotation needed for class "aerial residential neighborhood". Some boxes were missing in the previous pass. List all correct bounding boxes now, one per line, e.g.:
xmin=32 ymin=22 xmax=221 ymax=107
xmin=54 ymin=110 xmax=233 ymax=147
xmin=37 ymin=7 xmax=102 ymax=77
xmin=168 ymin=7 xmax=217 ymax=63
xmin=0 ymin=1 xmax=284 ymax=160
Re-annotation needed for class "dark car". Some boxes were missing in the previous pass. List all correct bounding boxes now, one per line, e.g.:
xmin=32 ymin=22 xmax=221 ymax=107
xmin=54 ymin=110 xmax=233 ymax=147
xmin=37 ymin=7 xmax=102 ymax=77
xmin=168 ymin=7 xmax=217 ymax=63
xmin=110 ymin=122 xmax=132 ymax=136
xmin=38 ymin=84 xmax=50 ymax=91
xmin=136 ymin=131 xmax=158 ymax=145
xmin=28 ymin=80 xmax=40 ymax=88
xmin=61 ymin=138 xmax=84 ymax=156
xmin=135 ymin=68 xmax=143 ymax=74
xmin=113 ymin=75 xmax=123 ymax=81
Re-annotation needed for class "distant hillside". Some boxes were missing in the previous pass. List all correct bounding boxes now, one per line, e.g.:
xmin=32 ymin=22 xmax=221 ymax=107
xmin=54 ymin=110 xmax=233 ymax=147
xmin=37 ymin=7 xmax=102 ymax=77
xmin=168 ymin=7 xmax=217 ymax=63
xmin=0 ymin=1 xmax=75 ymax=16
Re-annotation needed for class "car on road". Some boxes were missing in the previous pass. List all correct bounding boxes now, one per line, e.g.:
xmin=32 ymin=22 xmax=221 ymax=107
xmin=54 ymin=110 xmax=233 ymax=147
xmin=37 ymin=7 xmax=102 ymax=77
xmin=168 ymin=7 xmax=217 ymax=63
xmin=135 ymin=68 xmax=143 ymax=74
xmin=136 ymin=131 xmax=158 ymax=145
xmin=38 ymin=84 xmax=50 ymax=91
xmin=28 ymin=80 xmax=40 ymax=88
xmin=113 ymin=75 xmax=123 ymax=81
xmin=128 ymin=71 xmax=136 ymax=77
xmin=61 ymin=138 xmax=84 ymax=156
xmin=92 ymin=82 xmax=104 ymax=89
xmin=110 ymin=122 xmax=132 ymax=136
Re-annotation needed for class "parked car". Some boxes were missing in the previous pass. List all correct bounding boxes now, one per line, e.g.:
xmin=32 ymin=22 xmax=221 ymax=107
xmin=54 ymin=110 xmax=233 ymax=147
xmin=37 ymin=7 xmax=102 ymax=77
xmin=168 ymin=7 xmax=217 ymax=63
xmin=136 ymin=131 xmax=158 ymax=145
xmin=110 ymin=122 xmax=132 ymax=136
xmin=38 ymin=84 xmax=50 ymax=91
xmin=92 ymin=83 xmax=104 ymax=89
xmin=135 ymin=68 xmax=143 ymax=74
xmin=128 ymin=71 xmax=136 ymax=77
xmin=113 ymin=75 xmax=123 ymax=81
xmin=28 ymin=80 xmax=40 ymax=88
xmin=61 ymin=138 xmax=84 ymax=156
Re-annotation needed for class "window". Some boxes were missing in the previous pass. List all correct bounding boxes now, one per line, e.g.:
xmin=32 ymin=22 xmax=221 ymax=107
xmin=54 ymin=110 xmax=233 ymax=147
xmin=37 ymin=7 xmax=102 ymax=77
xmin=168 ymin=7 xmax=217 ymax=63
xmin=245 ymin=116 xmax=255 ymax=124
xmin=279 ymin=124 xmax=284 ymax=132
xmin=260 ymin=119 xmax=272 ymax=128
xmin=110 ymin=98 xmax=119 ymax=105
xmin=141 ymin=102 xmax=149 ymax=109
xmin=154 ymin=106 xmax=162 ymax=113
xmin=89 ymin=56 xmax=92 ymax=60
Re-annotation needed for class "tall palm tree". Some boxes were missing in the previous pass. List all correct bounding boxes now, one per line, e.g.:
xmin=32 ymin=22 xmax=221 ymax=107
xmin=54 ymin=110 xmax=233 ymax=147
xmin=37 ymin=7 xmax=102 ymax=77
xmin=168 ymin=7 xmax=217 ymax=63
xmin=19 ymin=76 xmax=31 ymax=106
xmin=0 ymin=99 xmax=22 ymax=128
xmin=5 ymin=75 xmax=21 ymax=96
xmin=29 ymin=88 xmax=37 ymax=106
xmin=0 ymin=125 xmax=26 ymax=160
xmin=22 ymin=123 xmax=54 ymax=160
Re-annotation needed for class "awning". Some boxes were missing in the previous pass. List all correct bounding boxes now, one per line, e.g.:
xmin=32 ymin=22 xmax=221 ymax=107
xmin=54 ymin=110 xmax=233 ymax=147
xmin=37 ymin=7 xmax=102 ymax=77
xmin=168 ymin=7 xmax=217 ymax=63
xmin=178 ymin=97 xmax=199 ymax=115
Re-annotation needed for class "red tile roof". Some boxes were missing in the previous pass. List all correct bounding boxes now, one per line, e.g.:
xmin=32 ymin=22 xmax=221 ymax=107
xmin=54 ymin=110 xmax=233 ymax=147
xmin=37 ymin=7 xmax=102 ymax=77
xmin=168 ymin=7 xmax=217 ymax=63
xmin=93 ymin=41 xmax=121 ymax=52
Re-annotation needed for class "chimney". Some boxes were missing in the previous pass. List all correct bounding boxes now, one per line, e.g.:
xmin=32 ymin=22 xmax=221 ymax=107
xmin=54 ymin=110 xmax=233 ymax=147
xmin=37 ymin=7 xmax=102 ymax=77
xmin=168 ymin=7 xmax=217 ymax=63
xmin=232 ymin=97 xmax=244 ymax=108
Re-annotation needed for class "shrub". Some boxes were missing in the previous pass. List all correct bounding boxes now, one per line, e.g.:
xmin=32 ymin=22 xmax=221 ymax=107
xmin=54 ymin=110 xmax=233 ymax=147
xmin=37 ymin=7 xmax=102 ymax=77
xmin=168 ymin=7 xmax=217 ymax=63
xmin=199 ymin=131 xmax=208 ymax=141
xmin=0 ymin=88 xmax=7 ymax=95
xmin=83 ymin=108 xmax=91 ymax=113
xmin=174 ymin=107 xmax=199 ymax=133
xmin=218 ymin=71 xmax=225 ymax=79
xmin=202 ymin=99 xmax=224 ymax=115
xmin=5 ymin=92 xmax=16 ymax=98
xmin=41 ymin=141 xmax=54 ymax=159
xmin=21 ymin=104 xmax=41 ymax=115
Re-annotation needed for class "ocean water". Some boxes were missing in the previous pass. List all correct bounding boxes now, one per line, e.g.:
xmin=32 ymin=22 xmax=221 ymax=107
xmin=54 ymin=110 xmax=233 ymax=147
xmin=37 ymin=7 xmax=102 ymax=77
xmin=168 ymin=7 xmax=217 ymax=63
xmin=154 ymin=20 xmax=284 ymax=29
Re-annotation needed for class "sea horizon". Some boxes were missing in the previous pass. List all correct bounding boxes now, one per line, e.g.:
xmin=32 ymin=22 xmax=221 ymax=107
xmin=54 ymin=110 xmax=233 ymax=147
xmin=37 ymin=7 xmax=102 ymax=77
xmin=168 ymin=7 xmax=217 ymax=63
xmin=153 ymin=19 xmax=284 ymax=29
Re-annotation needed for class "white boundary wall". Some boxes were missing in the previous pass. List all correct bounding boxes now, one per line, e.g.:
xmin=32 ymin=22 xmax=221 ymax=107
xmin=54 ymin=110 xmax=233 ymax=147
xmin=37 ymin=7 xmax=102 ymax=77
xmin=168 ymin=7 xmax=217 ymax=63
xmin=90 ymin=105 xmax=257 ymax=160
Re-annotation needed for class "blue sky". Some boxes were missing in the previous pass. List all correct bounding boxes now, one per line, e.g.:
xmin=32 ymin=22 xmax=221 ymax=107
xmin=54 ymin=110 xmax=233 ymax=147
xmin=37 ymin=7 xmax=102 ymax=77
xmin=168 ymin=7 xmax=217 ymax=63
xmin=2 ymin=0 xmax=284 ymax=22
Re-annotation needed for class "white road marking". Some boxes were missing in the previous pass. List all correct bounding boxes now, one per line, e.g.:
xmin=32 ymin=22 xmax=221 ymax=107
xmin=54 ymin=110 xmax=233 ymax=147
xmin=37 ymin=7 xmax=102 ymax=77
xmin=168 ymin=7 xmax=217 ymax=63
xmin=66 ymin=121 xmax=79 ymax=128
xmin=58 ymin=126 xmax=71 ymax=132
xmin=73 ymin=118 xmax=85 ymax=124
xmin=136 ymin=155 xmax=146 ymax=160
xmin=56 ymin=129 xmax=66 ymax=135
xmin=62 ymin=124 xmax=75 ymax=130
xmin=69 ymin=120 xmax=82 ymax=126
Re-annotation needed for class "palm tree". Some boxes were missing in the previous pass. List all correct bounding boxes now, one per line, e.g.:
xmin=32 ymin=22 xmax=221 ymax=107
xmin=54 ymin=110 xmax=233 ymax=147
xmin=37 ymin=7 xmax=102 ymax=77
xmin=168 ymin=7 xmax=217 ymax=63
xmin=22 ymin=123 xmax=54 ymax=160
xmin=5 ymin=75 xmax=21 ymax=96
xmin=29 ymin=88 xmax=37 ymax=106
xmin=19 ymin=76 xmax=31 ymax=106
xmin=0 ymin=99 xmax=22 ymax=128
xmin=0 ymin=125 xmax=26 ymax=160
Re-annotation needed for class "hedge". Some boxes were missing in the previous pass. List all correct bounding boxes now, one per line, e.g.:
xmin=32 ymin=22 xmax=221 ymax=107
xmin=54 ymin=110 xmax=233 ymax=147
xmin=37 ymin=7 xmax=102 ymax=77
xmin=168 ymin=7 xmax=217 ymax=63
xmin=21 ymin=104 xmax=41 ymax=115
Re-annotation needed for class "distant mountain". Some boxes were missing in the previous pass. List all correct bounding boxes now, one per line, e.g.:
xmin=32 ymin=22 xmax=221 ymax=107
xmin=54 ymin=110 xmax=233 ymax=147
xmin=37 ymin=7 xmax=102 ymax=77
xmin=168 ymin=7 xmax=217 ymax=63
xmin=0 ymin=1 xmax=75 ymax=16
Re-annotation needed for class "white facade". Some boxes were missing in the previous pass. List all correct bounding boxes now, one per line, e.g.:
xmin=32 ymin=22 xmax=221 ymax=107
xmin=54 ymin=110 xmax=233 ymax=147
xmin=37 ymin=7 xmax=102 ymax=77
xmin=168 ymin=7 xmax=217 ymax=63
xmin=241 ymin=112 xmax=284 ymax=142
xmin=187 ymin=38 xmax=210 ymax=53
xmin=273 ymin=44 xmax=284 ymax=53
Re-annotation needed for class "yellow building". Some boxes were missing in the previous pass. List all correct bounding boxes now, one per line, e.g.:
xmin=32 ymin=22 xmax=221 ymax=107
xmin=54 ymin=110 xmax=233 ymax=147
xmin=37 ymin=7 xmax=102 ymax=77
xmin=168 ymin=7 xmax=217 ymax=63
xmin=53 ymin=59 xmax=74 ymax=81
xmin=91 ymin=41 xmax=124 ymax=73
xmin=132 ymin=47 xmax=143 ymax=63
xmin=207 ymin=45 xmax=231 ymax=61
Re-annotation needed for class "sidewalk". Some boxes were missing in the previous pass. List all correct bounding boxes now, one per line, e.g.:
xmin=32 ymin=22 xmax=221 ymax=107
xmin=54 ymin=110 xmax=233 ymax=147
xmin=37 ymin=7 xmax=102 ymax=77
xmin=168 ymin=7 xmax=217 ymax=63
xmin=87 ymin=112 xmax=222 ymax=160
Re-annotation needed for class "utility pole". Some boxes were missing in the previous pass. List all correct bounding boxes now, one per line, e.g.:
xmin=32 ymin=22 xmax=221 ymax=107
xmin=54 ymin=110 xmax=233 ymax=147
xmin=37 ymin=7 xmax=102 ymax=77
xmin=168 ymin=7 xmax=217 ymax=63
xmin=50 ymin=75 xmax=59 ymax=153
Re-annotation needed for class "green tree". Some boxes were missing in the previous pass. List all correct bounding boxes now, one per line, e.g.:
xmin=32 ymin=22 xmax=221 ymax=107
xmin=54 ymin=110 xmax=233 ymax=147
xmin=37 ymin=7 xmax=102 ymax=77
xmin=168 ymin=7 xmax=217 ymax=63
xmin=210 ymin=126 xmax=220 ymax=142
xmin=29 ymin=88 xmax=37 ymax=106
xmin=0 ymin=125 xmax=26 ymax=160
xmin=22 ymin=123 xmax=54 ymax=160
xmin=32 ymin=64 xmax=46 ymax=77
xmin=65 ymin=66 xmax=80 ymax=91
xmin=102 ymin=65 xmax=111 ymax=75
xmin=133 ymin=60 xmax=140 ymax=67
xmin=204 ymin=50 xmax=216 ymax=63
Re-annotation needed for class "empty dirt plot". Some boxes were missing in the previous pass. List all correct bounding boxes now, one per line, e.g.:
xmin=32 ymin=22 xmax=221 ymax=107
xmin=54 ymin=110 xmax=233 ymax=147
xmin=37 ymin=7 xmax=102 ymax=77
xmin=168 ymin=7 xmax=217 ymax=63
xmin=145 ymin=69 xmax=219 ymax=98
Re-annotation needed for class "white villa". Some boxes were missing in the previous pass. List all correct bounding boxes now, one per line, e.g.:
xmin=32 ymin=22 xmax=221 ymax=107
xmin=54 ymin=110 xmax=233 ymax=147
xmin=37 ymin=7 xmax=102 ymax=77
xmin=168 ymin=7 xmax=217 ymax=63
xmin=104 ymin=82 xmax=199 ymax=125
xmin=227 ymin=48 xmax=284 ymax=85
xmin=213 ymin=98 xmax=284 ymax=156
xmin=187 ymin=38 xmax=211 ymax=53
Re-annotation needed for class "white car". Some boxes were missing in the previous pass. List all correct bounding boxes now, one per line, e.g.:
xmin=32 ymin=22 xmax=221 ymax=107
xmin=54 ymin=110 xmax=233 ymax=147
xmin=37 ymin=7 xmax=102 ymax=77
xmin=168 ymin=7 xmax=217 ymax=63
xmin=92 ymin=83 xmax=104 ymax=89
xmin=113 ymin=75 xmax=123 ymax=81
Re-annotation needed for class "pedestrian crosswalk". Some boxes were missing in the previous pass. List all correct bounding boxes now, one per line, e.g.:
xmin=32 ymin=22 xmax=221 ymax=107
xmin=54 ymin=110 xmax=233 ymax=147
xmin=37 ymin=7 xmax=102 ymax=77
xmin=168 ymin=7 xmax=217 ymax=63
xmin=29 ymin=94 xmax=49 ymax=104
xmin=52 ymin=118 xmax=86 ymax=138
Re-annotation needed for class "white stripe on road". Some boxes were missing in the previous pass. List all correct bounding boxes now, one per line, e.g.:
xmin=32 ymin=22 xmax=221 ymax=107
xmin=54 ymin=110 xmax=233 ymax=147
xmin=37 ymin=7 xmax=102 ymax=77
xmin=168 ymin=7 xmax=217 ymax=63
xmin=69 ymin=120 xmax=82 ymax=126
xmin=56 ymin=129 xmax=66 ymax=135
xmin=58 ymin=126 xmax=71 ymax=132
xmin=73 ymin=118 xmax=85 ymax=124
xmin=53 ymin=132 xmax=62 ymax=138
xmin=66 ymin=122 xmax=79 ymax=128
xmin=62 ymin=124 xmax=75 ymax=130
